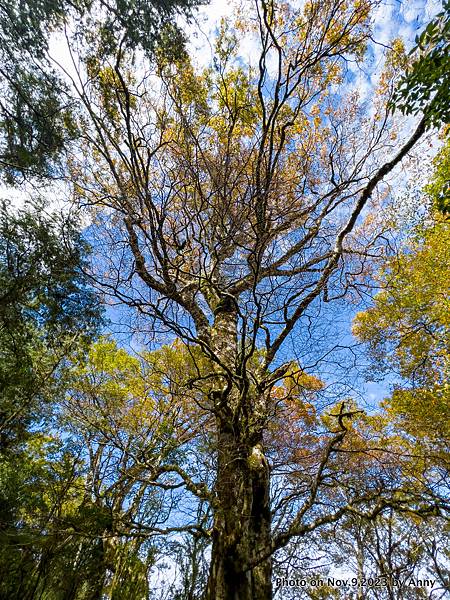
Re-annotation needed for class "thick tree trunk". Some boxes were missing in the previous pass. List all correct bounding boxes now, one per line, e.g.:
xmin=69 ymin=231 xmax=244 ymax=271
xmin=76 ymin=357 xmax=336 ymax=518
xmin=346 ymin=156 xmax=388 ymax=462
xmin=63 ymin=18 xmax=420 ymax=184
xmin=204 ymin=301 xmax=272 ymax=599
xmin=204 ymin=427 xmax=272 ymax=600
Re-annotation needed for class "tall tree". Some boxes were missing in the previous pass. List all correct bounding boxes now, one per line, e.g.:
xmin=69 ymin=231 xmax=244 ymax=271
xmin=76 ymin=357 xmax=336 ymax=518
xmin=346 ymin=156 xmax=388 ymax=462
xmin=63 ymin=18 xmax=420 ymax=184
xmin=350 ymin=132 xmax=450 ymax=600
xmin=6 ymin=0 xmax=446 ymax=598
xmin=0 ymin=200 xmax=102 ymax=598
xmin=60 ymin=338 xmax=213 ymax=599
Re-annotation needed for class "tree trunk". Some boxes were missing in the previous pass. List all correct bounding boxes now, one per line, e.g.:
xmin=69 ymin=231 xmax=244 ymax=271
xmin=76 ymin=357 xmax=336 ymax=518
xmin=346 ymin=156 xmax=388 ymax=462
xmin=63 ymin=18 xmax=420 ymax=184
xmin=204 ymin=427 xmax=272 ymax=600
xmin=204 ymin=301 xmax=272 ymax=599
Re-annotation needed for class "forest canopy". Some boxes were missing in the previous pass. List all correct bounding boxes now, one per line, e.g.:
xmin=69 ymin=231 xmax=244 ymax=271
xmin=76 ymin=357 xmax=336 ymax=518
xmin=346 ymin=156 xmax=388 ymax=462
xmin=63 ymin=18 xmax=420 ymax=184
xmin=0 ymin=1 xmax=449 ymax=599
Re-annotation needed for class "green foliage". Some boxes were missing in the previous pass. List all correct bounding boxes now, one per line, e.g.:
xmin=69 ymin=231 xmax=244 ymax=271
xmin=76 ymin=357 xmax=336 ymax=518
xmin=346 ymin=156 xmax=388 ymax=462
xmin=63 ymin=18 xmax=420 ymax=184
xmin=0 ymin=0 xmax=204 ymax=181
xmin=0 ymin=199 xmax=101 ymax=450
xmin=0 ymin=0 xmax=77 ymax=181
xmin=0 ymin=67 xmax=77 ymax=184
xmin=424 ymin=135 xmax=450 ymax=214
xmin=0 ymin=201 xmax=104 ymax=598
xmin=0 ymin=436 xmax=87 ymax=600
xmin=353 ymin=204 xmax=450 ymax=459
xmin=391 ymin=1 xmax=450 ymax=127
xmin=64 ymin=337 xmax=208 ymax=468
xmin=353 ymin=217 xmax=449 ymax=384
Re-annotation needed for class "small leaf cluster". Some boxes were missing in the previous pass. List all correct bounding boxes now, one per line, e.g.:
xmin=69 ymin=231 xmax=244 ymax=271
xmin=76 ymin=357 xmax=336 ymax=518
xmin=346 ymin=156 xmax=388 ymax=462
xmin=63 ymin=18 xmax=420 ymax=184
xmin=390 ymin=1 xmax=450 ymax=127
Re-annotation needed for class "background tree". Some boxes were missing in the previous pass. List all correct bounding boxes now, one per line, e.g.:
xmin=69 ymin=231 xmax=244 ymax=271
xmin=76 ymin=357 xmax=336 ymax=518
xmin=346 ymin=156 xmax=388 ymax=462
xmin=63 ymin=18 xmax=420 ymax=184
xmin=0 ymin=200 xmax=103 ymax=598
xmin=350 ymin=122 xmax=450 ymax=600
xmin=0 ymin=199 xmax=100 ymax=450
xmin=0 ymin=0 xmax=203 ymax=182
xmin=353 ymin=145 xmax=449 ymax=468
xmin=390 ymin=0 xmax=450 ymax=128
xmin=274 ymin=512 xmax=449 ymax=599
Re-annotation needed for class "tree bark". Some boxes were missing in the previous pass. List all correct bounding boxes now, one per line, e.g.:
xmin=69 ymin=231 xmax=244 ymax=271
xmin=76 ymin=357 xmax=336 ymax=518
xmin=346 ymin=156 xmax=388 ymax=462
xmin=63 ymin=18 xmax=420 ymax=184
xmin=203 ymin=301 xmax=273 ymax=599
xmin=204 ymin=426 xmax=272 ymax=600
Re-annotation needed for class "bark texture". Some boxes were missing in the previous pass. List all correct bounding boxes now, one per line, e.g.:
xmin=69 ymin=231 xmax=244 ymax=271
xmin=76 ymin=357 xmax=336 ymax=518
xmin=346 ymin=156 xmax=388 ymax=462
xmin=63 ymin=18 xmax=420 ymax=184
xmin=205 ymin=429 xmax=272 ymax=600
xmin=205 ymin=305 xmax=272 ymax=600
